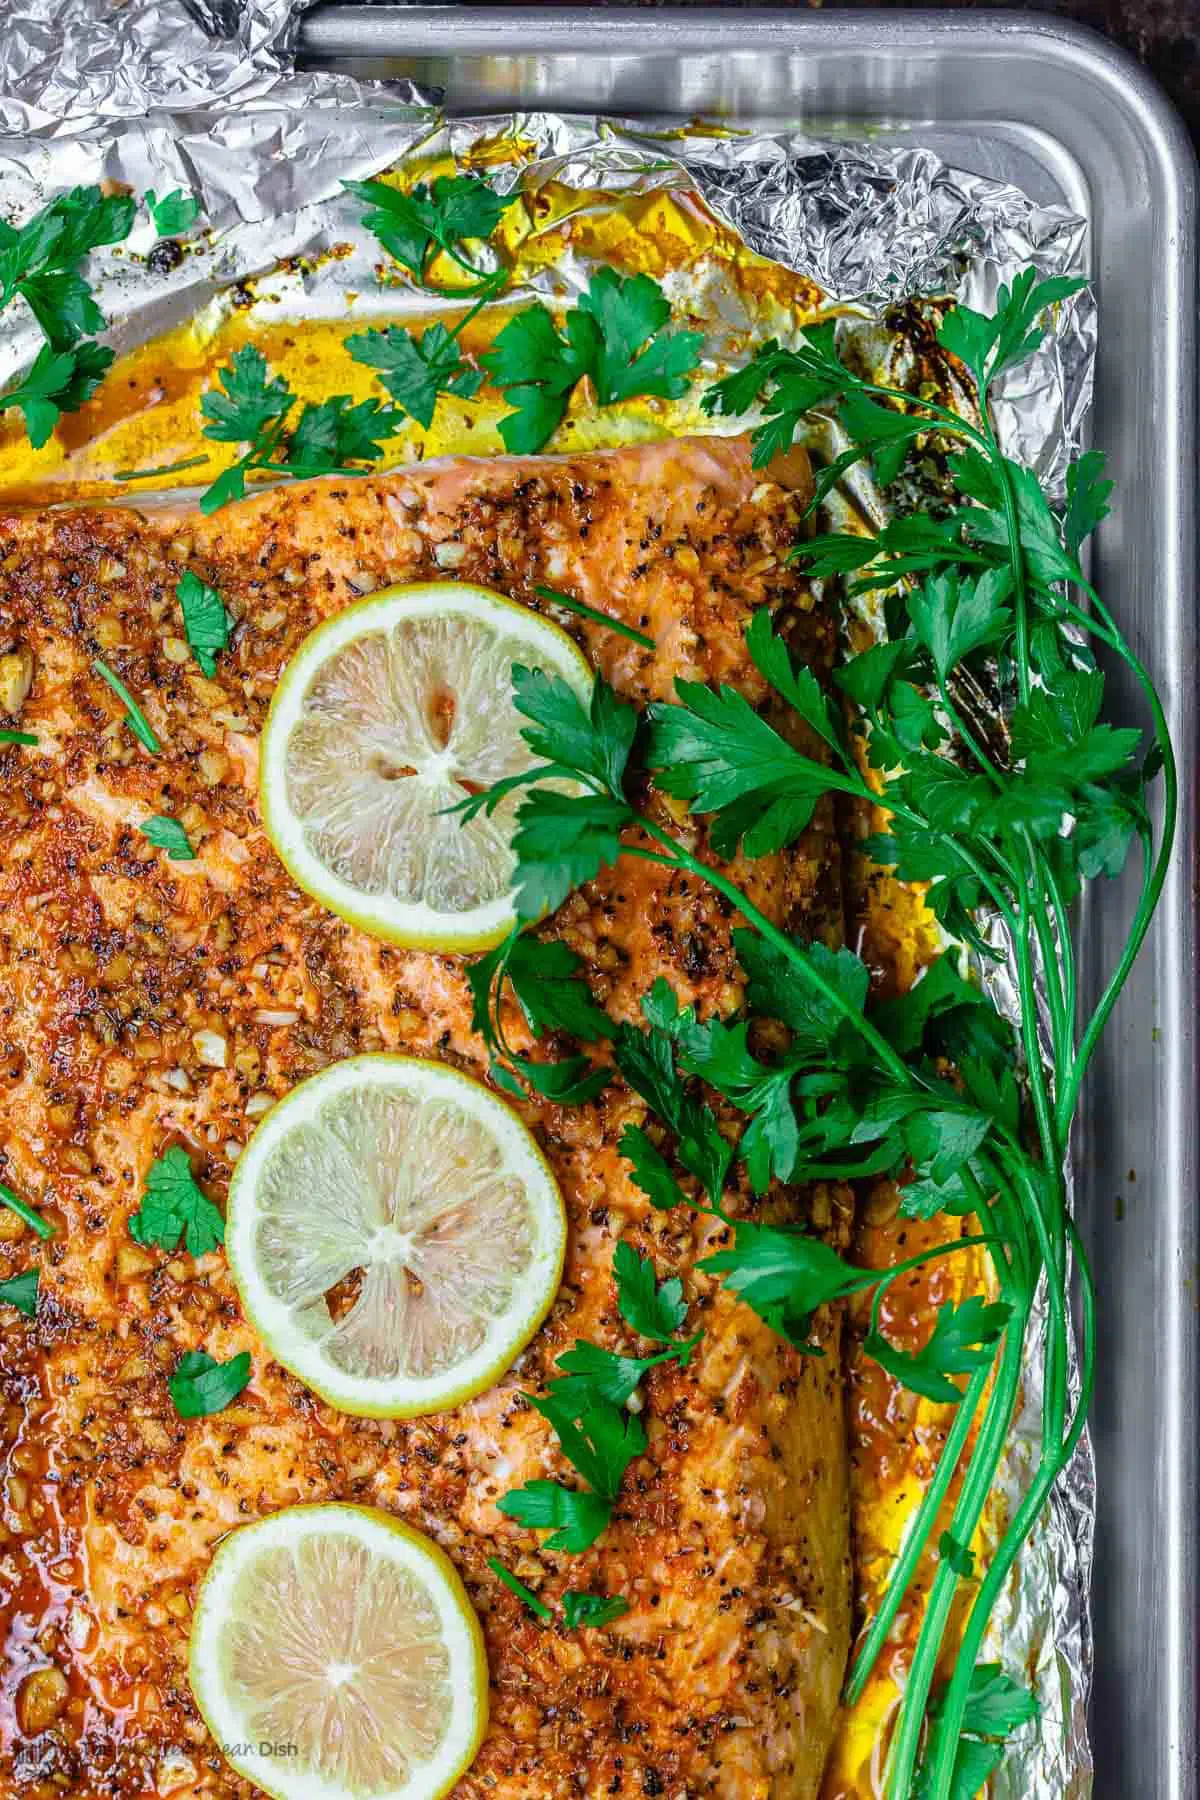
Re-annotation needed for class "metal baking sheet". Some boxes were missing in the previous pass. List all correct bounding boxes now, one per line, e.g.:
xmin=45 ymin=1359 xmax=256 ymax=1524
xmin=295 ymin=9 xmax=1200 ymax=1797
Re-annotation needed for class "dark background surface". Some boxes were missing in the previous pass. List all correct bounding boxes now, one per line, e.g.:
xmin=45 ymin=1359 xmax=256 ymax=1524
xmin=613 ymin=0 xmax=1200 ymax=145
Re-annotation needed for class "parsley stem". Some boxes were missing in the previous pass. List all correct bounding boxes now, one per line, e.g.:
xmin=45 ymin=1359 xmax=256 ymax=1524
xmin=92 ymin=658 xmax=161 ymax=753
xmin=847 ymin=1167 xmax=1027 ymax=1708
xmin=1064 ymin=1218 xmax=1098 ymax=1456
xmin=1009 ymin=1160 xmax=1068 ymax=1457
xmin=846 ymin=378 xmax=991 ymax=457
xmin=925 ymin=1231 xmax=1097 ymax=1796
xmin=636 ymin=1331 xmax=705 ymax=1370
xmin=1047 ymin=857 xmax=1077 ymax=1049
xmin=936 ymin=683 xmax=1004 ymax=792
xmin=0 ymin=1181 xmax=54 ymax=1240
xmin=845 ymin=1360 xmax=992 ymax=1704
xmin=625 ymin=820 xmax=1019 ymax=1189
xmin=487 ymin=1556 xmax=553 ymax=1620
xmin=424 ymin=243 xmax=508 ymax=299
xmin=1054 ymin=590 xmax=1177 ymax=1133
xmin=1013 ymin=875 xmax=1063 ymax=1180
xmin=445 ymin=284 xmax=501 ymax=340
xmin=270 ymin=463 xmax=375 ymax=482
xmin=987 ymin=424 xmax=1033 ymax=705
xmin=482 ymin=923 xmax=524 ymax=1065
xmin=239 ymin=421 xmax=290 ymax=491
xmin=1029 ymin=844 xmax=1075 ymax=1077
xmin=862 ymin=1233 xmax=1005 ymax=1309
xmin=114 ymin=453 xmax=210 ymax=482
xmin=534 ymin=585 xmax=656 ymax=651
xmin=885 ymin=1292 xmax=1030 ymax=1798
xmin=1060 ymin=827 xmax=1158 ymax=1135
xmin=632 ymin=822 xmax=917 ymax=1090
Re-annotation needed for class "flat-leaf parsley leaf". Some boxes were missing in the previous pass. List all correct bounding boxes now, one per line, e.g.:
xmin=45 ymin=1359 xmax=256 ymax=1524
xmin=348 ymin=321 xmax=484 ymax=429
xmin=0 ymin=1270 xmax=38 ymax=1317
xmin=482 ymin=268 xmax=703 ymax=453
xmin=612 ymin=1239 xmax=688 ymax=1342
xmin=139 ymin=815 xmax=196 ymax=861
xmin=176 ymin=571 xmax=230 ymax=677
xmin=169 ymin=1348 xmax=251 ymax=1419
xmin=864 ymin=1296 xmax=1012 ymax=1406
xmin=129 ymin=1146 xmax=225 ymax=1257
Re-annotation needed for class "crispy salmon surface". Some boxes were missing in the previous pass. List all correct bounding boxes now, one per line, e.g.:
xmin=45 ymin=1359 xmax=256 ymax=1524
xmin=0 ymin=436 xmax=851 ymax=1799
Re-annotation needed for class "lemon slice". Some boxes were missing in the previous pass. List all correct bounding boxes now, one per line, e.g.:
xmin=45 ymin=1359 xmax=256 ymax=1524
xmin=189 ymin=1502 xmax=488 ymax=1800
xmin=260 ymin=581 xmax=592 ymax=950
xmin=227 ymin=1054 xmax=565 ymax=1417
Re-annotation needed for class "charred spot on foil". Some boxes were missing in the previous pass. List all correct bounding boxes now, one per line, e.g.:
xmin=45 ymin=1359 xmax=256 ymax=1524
xmin=147 ymin=239 xmax=183 ymax=275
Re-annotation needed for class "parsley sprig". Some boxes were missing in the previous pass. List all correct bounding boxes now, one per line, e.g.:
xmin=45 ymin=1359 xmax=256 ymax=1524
xmin=467 ymin=926 xmax=614 ymax=1105
xmin=343 ymin=172 xmax=704 ymax=453
xmin=343 ymin=172 xmax=519 ymax=436
xmin=197 ymin=346 xmax=407 ymax=512
xmin=344 ymin=172 xmax=519 ymax=297
xmin=459 ymin=268 xmax=1172 ymax=1800
xmin=481 ymin=268 xmax=704 ymax=453
xmin=497 ymin=1242 xmax=700 ymax=1555
xmin=0 ymin=185 xmax=136 ymax=446
xmin=347 ymin=318 xmax=485 ymax=431
xmin=344 ymin=264 xmax=705 ymax=456
xmin=615 ymin=974 xmax=1007 ymax=1355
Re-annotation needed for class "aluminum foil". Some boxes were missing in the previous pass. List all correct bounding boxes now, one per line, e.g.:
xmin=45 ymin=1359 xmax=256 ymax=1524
xmin=1 ymin=0 xmax=312 ymax=124
xmin=0 ymin=4 xmax=1095 ymax=1796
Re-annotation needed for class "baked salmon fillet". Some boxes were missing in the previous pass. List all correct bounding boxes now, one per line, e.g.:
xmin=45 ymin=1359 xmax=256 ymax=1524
xmin=0 ymin=435 xmax=851 ymax=1800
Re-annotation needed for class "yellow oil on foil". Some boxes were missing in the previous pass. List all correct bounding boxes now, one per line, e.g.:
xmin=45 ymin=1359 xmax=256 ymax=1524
xmin=0 ymin=148 xmax=826 ymax=505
